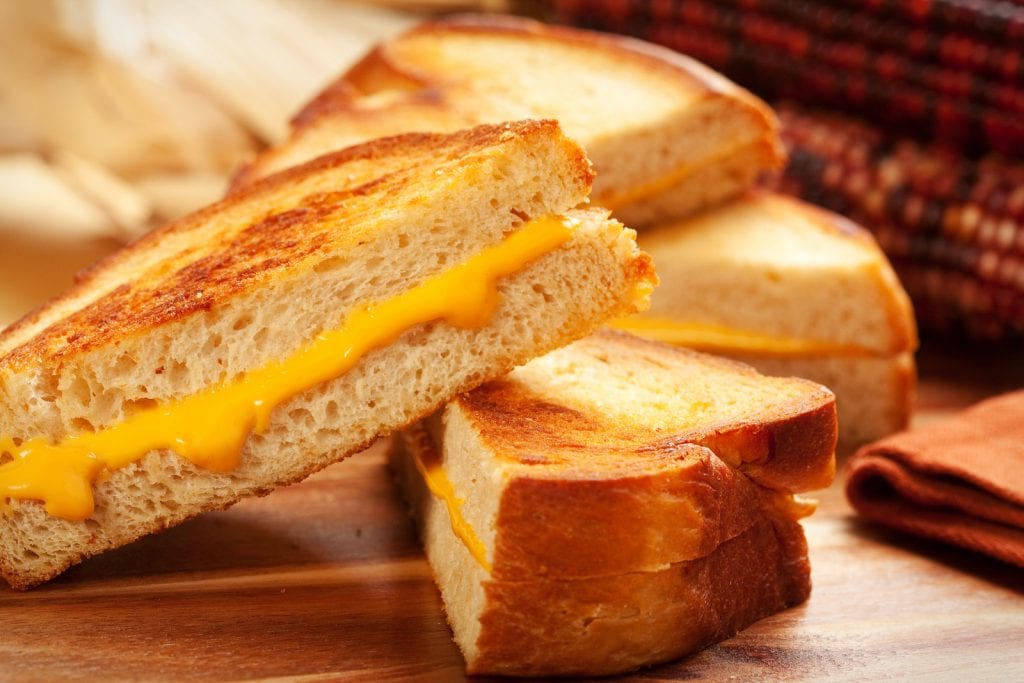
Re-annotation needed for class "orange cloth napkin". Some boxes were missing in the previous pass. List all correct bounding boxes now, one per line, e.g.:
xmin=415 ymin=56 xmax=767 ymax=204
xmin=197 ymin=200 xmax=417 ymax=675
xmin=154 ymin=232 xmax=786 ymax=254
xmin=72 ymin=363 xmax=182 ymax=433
xmin=845 ymin=390 xmax=1024 ymax=567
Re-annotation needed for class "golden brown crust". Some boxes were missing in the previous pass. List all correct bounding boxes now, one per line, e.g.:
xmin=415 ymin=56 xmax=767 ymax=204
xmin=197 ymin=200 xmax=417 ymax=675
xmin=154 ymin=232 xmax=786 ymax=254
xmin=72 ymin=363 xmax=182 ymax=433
xmin=393 ymin=329 xmax=825 ymax=675
xmin=471 ymin=511 xmax=810 ymax=676
xmin=233 ymin=13 xmax=781 ymax=195
xmin=293 ymin=14 xmax=774 ymax=127
xmin=0 ymin=120 xmax=588 ymax=370
xmin=458 ymin=330 xmax=836 ymax=493
xmin=292 ymin=47 xmax=432 ymax=130
xmin=491 ymin=446 xmax=775 ymax=580
xmin=699 ymin=398 xmax=838 ymax=492
xmin=876 ymin=267 xmax=919 ymax=356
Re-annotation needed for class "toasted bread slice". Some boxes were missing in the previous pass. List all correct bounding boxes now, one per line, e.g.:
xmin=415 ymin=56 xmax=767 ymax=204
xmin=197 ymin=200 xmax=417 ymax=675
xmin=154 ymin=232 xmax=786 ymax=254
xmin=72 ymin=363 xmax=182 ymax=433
xmin=615 ymin=191 xmax=917 ymax=447
xmin=390 ymin=330 xmax=836 ymax=676
xmin=0 ymin=120 xmax=657 ymax=589
xmin=232 ymin=14 xmax=783 ymax=227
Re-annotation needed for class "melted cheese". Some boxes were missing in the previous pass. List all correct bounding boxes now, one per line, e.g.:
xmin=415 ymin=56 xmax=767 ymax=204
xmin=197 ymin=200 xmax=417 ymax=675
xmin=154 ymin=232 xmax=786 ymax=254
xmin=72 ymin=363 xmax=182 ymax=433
xmin=408 ymin=439 xmax=491 ymax=572
xmin=611 ymin=316 xmax=872 ymax=357
xmin=0 ymin=215 xmax=577 ymax=520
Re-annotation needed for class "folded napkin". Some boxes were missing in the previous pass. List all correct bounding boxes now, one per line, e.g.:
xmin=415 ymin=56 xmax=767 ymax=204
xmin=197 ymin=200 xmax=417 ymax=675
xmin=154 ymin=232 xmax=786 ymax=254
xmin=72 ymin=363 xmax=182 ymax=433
xmin=846 ymin=390 xmax=1024 ymax=568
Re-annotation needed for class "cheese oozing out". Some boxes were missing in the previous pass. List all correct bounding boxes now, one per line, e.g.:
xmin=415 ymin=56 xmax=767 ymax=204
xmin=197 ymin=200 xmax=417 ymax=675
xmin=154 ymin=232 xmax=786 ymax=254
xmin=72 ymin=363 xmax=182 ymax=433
xmin=611 ymin=316 xmax=874 ymax=357
xmin=407 ymin=433 xmax=492 ymax=572
xmin=399 ymin=411 xmax=819 ymax=578
xmin=0 ymin=215 xmax=577 ymax=520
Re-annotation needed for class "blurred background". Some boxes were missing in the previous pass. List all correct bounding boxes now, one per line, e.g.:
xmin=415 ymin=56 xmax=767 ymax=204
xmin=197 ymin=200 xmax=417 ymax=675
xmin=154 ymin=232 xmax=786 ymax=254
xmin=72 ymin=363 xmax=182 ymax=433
xmin=0 ymin=0 xmax=1021 ymax=344
xmin=0 ymin=0 xmax=416 ymax=326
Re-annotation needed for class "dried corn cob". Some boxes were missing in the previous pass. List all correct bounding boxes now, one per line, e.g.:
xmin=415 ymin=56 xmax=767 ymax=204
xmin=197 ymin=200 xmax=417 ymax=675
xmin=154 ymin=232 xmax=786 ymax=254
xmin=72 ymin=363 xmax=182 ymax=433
xmin=773 ymin=103 xmax=1024 ymax=340
xmin=552 ymin=0 xmax=1024 ymax=338
xmin=669 ymin=30 xmax=1024 ymax=154
xmin=778 ymin=105 xmax=1024 ymax=233
xmin=653 ymin=1 xmax=1024 ymax=112
xmin=553 ymin=0 xmax=1024 ymax=153
xmin=737 ymin=0 xmax=1024 ymax=84
xmin=897 ymin=263 xmax=1024 ymax=340
xmin=830 ymin=0 xmax=1024 ymax=42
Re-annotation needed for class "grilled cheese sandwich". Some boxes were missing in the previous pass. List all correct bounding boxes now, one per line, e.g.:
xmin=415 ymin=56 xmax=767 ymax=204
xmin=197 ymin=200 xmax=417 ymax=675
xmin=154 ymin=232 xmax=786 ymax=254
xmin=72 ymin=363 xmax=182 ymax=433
xmin=390 ymin=330 xmax=836 ymax=676
xmin=0 ymin=120 xmax=657 ymax=589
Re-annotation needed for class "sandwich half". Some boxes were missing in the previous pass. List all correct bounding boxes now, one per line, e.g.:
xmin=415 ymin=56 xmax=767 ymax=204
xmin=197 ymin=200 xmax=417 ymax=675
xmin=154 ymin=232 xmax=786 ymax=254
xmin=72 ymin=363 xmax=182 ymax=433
xmin=390 ymin=330 xmax=836 ymax=676
xmin=232 ymin=14 xmax=783 ymax=227
xmin=0 ymin=120 xmax=656 ymax=589
xmin=615 ymin=191 xmax=917 ymax=447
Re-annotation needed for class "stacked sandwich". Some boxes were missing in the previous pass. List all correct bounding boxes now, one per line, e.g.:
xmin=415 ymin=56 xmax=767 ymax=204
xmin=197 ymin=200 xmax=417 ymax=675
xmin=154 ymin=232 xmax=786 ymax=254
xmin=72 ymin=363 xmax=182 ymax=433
xmin=242 ymin=15 xmax=918 ymax=450
xmin=0 ymin=14 xmax=914 ymax=678
xmin=234 ymin=15 xmax=914 ymax=675
xmin=390 ymin=330 xmax=836 ymax=675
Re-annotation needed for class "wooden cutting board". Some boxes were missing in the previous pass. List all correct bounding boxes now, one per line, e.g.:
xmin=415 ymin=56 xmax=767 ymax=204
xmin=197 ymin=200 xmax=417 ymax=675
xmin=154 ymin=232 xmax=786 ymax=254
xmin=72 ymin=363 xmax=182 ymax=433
xmin=1 ymin=344 xmax=1022 ymax=682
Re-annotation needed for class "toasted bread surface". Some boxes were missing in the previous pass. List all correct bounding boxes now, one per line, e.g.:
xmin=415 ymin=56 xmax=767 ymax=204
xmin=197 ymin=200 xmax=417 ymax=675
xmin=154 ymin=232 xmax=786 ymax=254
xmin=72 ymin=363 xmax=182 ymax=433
xmin=723 ymin=350 xmax=916 ymax=450
xmin=460 ymin=330 xmax=836 ymax=496
xmin=390 ymin=330 xmax=832 ymax=675
xmin=1 ymin=120 xmax=588 ymax=373
xmin=0 ymin=121 xmax=657 ymax=589
xmin=233 ymin=14 xmax=782 ymax=225
xmin=637 ymin=191 xmax=917 ymax=354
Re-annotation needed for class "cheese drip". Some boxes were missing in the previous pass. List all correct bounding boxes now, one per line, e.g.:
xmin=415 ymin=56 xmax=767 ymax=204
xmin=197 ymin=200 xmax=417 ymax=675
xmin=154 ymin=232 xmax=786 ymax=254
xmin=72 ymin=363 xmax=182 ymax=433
xmin=403 ymin=430 xmax=491 ymax=573
xmin=0 ymin=215 xmax=577 ymax=520
xmin=612 ymin=316 xmax=873 ymax=357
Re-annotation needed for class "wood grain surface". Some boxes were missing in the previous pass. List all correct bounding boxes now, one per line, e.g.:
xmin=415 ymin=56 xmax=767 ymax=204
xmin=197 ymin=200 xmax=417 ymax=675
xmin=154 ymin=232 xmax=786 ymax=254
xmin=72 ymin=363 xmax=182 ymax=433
xmin=1 ymin=341 xmax=1022 ymax=682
